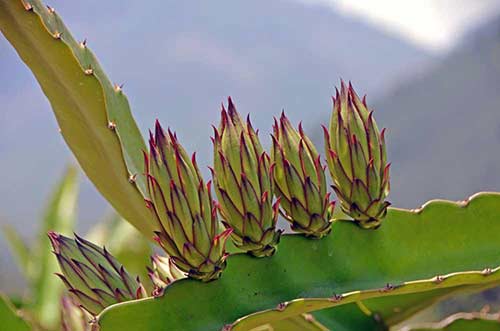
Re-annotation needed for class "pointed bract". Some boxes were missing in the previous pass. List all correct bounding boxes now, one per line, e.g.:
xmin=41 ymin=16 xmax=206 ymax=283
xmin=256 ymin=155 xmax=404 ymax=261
xmin=271 ymin=113 xmax=334 ymax=238
xmin=146 ymin=121 xmax=231 ymax=281
xmin=212 ymin=98 xmax=282 ymax=257
xmin=324 ymin=81 xmax=390 ymax=228
xmin=48 ymin=232 xmax=146 ymax=316
xmin=60 ymin=296 xmax=91 ymax=331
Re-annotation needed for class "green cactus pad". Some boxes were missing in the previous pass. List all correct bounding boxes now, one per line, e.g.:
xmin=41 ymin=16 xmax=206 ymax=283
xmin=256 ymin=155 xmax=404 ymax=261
xmin=96 ymin=193 xmax=500 ymax=330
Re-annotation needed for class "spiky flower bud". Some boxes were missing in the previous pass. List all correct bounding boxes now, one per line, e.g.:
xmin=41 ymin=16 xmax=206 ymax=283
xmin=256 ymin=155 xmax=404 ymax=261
xmin=324 ymin=81 xmax=390 ymax=229
xmin=145 ymin=121 xmax=232 ymax=282
xmin=147 ymin=254 xmax=186 ymax=296
xmin=212 ymin=98 xmax=282 ymax=257
xmin=60 ymin=296 xmax=91 ymax=331
xmin=271 ymin=112 xmax=335 ymax=238
xmin=48 ymin=232 xmax=147 ymax=316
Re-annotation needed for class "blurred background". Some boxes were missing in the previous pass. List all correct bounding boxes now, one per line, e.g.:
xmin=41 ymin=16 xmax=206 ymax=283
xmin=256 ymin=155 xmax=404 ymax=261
xmin=1 ymin=0 xmax=500 ymax=316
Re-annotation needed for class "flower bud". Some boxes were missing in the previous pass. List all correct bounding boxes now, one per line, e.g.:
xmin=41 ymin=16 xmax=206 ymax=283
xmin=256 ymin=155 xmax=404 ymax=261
xmin=324 ymin=81 xmax=390 ymax=229
xmin=48 ymin=232 xmax=147 ymax=316
xmin=145 ymin=121 xmax=232 ymax=282
xmin=271 ymin=112 xmax=335 ymax=238
xmin=212 ymin=98 xmax=282 ymax=257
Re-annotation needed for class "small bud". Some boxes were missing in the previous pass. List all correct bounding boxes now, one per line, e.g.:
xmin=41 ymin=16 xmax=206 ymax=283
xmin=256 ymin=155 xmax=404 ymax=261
xmin=212 ymin=98 xmax=282 ymax=257
xmin=60 ymin=296 xmax=91 ymax=331
xmin=48 ymin=232 xmax=147 ymax=316
xmin=147 ymin=254 xmax=185 ymax=295
xmin=324 ymin=81 xmax=390 ymax=229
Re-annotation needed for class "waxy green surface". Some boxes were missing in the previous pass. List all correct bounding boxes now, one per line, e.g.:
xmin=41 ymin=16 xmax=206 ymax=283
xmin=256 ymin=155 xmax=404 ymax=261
xmin=97 ymin=193 xmax=500 ymax=330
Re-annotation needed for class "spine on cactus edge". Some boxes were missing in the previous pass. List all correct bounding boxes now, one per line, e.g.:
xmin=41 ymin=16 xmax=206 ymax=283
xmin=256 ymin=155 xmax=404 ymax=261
xmin=145 ymin=121 xmax=232 ymax=282
xmin=323 ymin=81 xmax=390 ymax=229
xmin=212 ymin=98 xmax=282 ymax=257
xmin=271 ymin=112 xmax=335 ymax=238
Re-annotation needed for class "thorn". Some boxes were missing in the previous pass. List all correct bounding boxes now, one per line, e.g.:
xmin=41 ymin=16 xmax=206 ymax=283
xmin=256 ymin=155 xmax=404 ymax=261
xmin=482 ymin=268 xmax=493 ymax=276
xmin=128 ymin=174 xmax=137 ymax=184
xmin=46 ymin=5 xmax=55 ymax=13
xmin=329 ymin=294 xmax=343 ymax=302
xmin=434 ymin=275 xmax=445 ymax=284
xmin=275 ymin=302 xmax=287 ymax=312
xmin=84 ymin=67 xmax=94 ymax=75
xmin=114 ymin=83 xmax=124 ymax=92
xmin=107 ymin=121 xmax=116 ymax=130
xmin=221 ymin=325 xmax=233 ymax=331
xmin=58 ymin=127 xmax=62 ymax=133
xmin=80 ymin=39 xmax=87 ymax=48
xmin=303 ymin=313 xmax=315 ymax=322
xmin=380 ymin=283 xmax=394 ymax=293
xmin=22 ymin=1 xmax=33 ymax=11
xmin=53 ymin=32 xmax=62 ymax=39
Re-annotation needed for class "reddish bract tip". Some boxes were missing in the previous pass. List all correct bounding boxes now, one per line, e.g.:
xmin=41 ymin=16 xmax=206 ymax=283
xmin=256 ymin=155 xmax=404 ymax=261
xmin=381 ymin=128 xmax=387 ymax=140
xmin=47 ymin=231 xmax=60 ymax=251
xmin=298 ymin=121 xmax=304 ymax=136
xmin=261 ymin=191 xmax=269 ymax=203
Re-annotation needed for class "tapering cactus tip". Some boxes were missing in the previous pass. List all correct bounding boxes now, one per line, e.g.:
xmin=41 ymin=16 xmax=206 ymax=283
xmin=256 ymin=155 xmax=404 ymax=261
xmin=49 ymin=232 xmax=146 ymax=316
xmin=212 ymin=98 xmax=281 ymax=257
xmin=325 ymin=81 xmax=390 ymax=229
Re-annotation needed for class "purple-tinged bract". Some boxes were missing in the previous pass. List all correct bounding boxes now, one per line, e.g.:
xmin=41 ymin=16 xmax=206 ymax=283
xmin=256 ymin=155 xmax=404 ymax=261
xmin=324 ymin=81 xmax=390 ymax=229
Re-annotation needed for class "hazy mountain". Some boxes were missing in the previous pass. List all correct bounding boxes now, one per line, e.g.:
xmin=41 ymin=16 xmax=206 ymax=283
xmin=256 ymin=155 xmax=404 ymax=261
xmin=0 ymin=0 xmax=432 ymax=292
xmin=313 ymin=15 xmax=500 ymax=209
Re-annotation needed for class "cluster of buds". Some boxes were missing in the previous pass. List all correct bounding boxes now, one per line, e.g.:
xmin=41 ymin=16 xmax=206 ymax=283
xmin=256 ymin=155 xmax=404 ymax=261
xmin=212 ymin=98 xmax=282 ymax=257
xmin=271 ymin=113 xmax=335 ymax=238
xmin=48 ymin=232 xmax=147 ymax=316
xmin=147 ymin=254 xmax=186 ymax=296
xmin=324 ymin=81 xmax=390 ymax=229
xmin=145 ymin=121 xmax=232 ymax=282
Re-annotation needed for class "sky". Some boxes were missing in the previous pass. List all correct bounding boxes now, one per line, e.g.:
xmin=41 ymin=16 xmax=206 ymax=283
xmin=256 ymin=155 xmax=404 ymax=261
xmin=298 ymin=0 xmax=500 ymax=52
